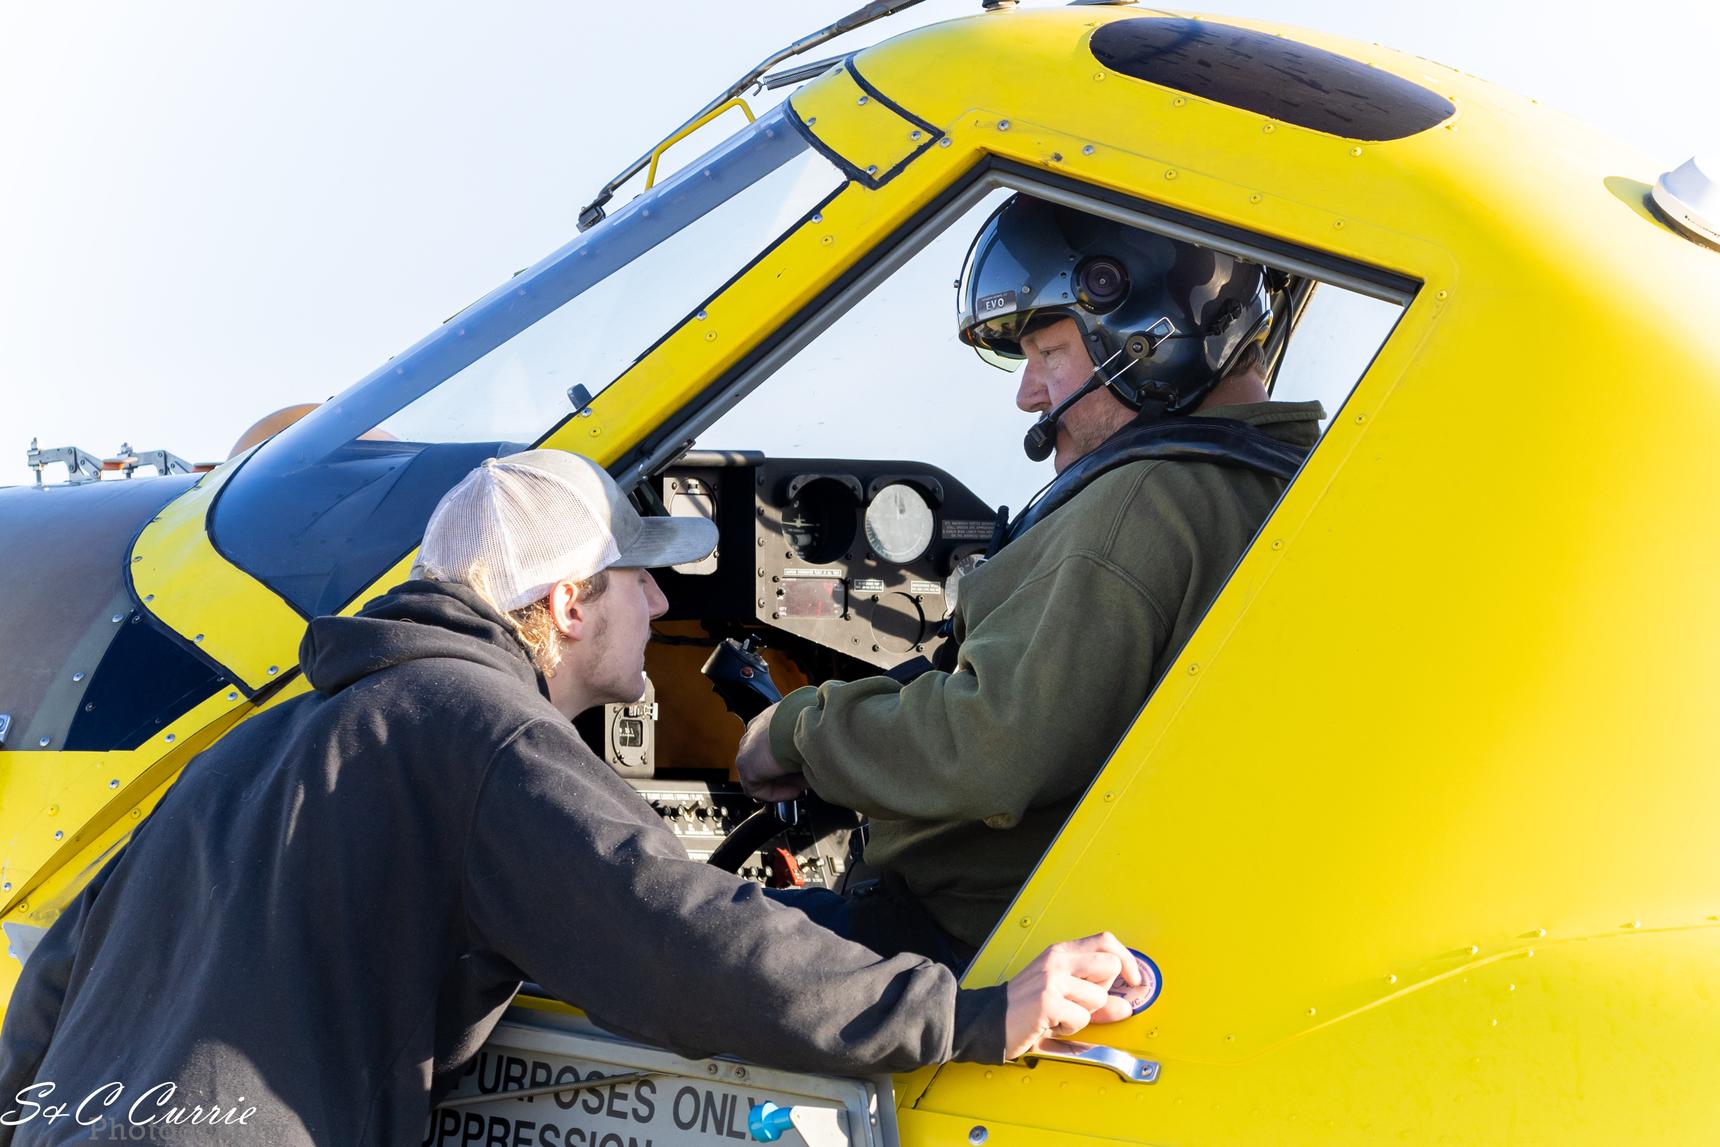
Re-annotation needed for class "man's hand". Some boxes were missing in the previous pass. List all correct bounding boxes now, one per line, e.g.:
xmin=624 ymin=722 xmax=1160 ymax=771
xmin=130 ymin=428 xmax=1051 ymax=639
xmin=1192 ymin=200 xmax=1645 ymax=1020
xmin=735 ymin=703 xmax=808 ymax=801
xmin=1002 ymin=932 xmax=1142 ymax=1060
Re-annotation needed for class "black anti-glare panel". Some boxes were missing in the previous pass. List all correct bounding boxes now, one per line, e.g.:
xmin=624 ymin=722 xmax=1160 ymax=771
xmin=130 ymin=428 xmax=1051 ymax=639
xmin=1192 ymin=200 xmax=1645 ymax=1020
xmin=64 ymin=613 xmax=226 ymax=751
xmin=211 ymin=439 xmax=525 ymax=618
xmin=1090 ymin=18 xmax=1454 ymax=142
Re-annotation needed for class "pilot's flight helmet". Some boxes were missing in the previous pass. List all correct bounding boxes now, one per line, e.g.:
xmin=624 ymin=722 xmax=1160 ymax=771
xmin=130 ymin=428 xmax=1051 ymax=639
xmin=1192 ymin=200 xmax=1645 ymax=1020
xmin=956 ymin=195 xmax=1273 ymax=415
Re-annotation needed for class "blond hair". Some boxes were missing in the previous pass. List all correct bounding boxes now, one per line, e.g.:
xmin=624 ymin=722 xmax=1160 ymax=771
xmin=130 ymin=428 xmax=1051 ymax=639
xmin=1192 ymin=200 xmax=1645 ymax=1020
xmin=412 ymin=561 xmax=607 ymax=677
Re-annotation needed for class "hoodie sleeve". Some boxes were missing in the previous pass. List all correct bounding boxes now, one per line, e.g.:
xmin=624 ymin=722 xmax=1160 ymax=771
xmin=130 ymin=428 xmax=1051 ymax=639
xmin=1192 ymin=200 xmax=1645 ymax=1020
xmin=770 ymin=551 xmax=1172 ymax=826
xmin=0 ymin=856 xmax=115 ymax=1143
xmin=463 ymin=720 xmax=1007 ymax=1074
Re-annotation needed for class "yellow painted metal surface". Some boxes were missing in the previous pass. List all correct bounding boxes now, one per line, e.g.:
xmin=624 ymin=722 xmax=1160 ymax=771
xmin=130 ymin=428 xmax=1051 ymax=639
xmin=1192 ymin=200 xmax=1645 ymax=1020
xmin=790 ymin=61 xmax=938 ymax=182
xmin=923 ymin=928 xmax=1720 ymax=1143
xmin=825 ymin=8 xmax=1720 ymax=1144
xmin=0 ymin=684 xmax=256 ymax=1023
xmin=129 ymin=449 xmax=307 ymax=692
xmin=5 ymin=6 xmax=1718 ymax=1142
xmin=0 ymin=691 xmax=251 ymax=917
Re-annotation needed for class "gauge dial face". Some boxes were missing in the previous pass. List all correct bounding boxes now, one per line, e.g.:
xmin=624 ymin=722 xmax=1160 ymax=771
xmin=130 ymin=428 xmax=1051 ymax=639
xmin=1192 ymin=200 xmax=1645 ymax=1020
xmin=864 ymin=483 xmax=934 ymax=564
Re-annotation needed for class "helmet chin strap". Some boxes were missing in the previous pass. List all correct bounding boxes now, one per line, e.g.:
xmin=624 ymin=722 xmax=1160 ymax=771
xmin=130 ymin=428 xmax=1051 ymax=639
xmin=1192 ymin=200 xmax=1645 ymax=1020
xmin=1022 ymin=346 xmax=1134 ymax=462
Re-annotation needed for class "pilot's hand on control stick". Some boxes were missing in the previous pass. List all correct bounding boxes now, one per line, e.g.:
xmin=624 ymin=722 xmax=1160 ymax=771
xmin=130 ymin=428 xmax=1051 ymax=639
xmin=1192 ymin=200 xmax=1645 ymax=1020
xmin=735 ymin=703 xmax=808 ymax=802
xmin=1003 ymin=932 xmax=1142 ymax=1060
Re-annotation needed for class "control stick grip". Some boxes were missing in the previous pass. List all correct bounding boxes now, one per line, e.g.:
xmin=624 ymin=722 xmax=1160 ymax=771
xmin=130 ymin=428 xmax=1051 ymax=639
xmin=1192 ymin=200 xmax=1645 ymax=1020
xmin=701 ymin=638 xmax=798 ymax=828
xmin=701 ymin=637 xmax=782 ymax=723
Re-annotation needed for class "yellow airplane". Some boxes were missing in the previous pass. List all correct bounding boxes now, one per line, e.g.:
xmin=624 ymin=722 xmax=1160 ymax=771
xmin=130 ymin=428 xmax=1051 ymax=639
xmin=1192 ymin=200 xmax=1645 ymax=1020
xmin=4 ymin=3 xmax=1719 ymax=1144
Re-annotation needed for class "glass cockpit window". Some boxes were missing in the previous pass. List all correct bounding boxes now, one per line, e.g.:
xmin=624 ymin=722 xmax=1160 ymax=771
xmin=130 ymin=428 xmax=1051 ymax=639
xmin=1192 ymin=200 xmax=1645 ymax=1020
xmin=1266 ymin=285 xmax=1402 ymax=415
xmin=212 ymin=102 xmax=842 ymax=617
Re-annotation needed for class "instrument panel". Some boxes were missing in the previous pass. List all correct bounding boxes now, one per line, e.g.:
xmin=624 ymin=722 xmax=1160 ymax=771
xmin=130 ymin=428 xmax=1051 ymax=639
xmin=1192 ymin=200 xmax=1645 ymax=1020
xmin=585 ymin=450 xmax=1000 ymax=888
xmin=657 ymin=451 xmax=999 ymax=671
xmin=630 ymin=779 xmax=849 ymax=890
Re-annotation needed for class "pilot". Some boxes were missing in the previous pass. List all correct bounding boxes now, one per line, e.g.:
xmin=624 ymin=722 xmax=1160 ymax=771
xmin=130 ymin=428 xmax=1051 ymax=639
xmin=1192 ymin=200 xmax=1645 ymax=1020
xmin=0 ymin=450 xmax=1141 ymax=1146
xmin=737 ymin=195 xmax=1328 ymax=969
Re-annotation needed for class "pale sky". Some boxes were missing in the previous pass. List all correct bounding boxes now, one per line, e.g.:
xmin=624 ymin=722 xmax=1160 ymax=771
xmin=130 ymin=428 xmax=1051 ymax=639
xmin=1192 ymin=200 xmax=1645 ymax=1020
xmin=2 ymin=1 xmax=1713 ymax=493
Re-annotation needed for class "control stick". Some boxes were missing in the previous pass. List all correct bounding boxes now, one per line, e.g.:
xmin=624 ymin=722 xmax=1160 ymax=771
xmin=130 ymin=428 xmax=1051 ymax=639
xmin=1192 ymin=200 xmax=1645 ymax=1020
xmin=701 ymin=636 xmax=782 ymax=722
xmin=701 ymin=640 xmax=803 ymax=873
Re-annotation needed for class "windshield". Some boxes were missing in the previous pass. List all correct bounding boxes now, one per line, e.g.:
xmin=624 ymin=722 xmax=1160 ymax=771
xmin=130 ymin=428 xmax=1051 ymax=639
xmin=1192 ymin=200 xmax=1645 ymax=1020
xmin=213 ymin=102 xmax=841 ymax=616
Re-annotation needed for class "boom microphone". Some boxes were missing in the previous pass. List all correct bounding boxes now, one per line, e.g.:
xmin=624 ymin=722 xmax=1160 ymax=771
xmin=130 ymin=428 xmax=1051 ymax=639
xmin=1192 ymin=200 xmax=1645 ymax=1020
xmin=1023 ymin=376 xmax=1102 ymax=461
xmin=1021 ymin=347 xmax=1134 ymax=462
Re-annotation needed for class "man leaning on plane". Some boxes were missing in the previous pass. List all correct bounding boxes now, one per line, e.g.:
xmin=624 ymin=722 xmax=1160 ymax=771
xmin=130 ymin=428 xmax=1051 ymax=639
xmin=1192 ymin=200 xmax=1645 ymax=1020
xmin=0 ymin=449 xmax=1140 ymax=1146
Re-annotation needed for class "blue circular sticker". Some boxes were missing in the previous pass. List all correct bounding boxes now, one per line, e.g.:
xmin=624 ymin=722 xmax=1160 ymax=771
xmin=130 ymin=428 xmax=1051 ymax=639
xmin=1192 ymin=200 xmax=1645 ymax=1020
xmin=1110 ymin=949 xmax=1162 ymax=1014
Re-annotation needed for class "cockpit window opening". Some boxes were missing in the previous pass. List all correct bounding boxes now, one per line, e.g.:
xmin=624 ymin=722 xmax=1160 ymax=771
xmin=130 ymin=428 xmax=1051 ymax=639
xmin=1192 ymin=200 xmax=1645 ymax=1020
xmin=620 ymin=163 xmax=1414 ymax=931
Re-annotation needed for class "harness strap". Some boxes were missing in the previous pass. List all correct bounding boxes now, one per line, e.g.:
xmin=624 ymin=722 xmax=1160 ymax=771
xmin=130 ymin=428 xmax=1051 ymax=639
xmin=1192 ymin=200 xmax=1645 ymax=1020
xmin=999 ymin=418 xmax=1311 ymax=551
xmin=893 ymin=419 xmax=1312 ymax=683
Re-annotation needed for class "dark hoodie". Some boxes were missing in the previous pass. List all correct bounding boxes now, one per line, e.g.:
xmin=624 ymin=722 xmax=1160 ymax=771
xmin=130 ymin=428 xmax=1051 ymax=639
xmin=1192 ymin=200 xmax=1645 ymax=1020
xmin=0 ymin=580 xmax=1005 ymax=1146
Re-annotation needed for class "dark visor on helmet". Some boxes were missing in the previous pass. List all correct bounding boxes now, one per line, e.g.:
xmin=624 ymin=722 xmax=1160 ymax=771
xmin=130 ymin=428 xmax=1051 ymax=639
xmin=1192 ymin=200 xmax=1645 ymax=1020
xmin=964 ymin=309 xmax=1030 ymax=362
xmin=968 ymin=301 xmax=1098 ymax=369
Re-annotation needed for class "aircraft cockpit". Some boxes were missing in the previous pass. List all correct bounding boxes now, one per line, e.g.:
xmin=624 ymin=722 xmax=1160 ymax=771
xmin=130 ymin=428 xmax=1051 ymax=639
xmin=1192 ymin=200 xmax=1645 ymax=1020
xmin=181 ymin=85 xmax=1408 ymax=891
xmin=8 ymin=4 xmax=1719 ymax=1138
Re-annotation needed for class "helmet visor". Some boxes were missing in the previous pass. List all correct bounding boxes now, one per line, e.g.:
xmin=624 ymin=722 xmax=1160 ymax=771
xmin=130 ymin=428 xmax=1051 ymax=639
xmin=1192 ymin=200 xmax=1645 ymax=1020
xmin=974 ymin=343 xmax=1025 ymax=372
xmin=966 ymin=304 xmax=1090 ymax=372
xmin=963 ymin=308 xmax=1031 ymax=369
xmin=955 ymin=199 xmax=1045 ymax=369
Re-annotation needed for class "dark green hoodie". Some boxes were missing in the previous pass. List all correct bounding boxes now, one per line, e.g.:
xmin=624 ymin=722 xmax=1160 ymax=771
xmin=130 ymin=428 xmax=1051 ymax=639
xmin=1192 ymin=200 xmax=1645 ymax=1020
xmin=771 ymin=402 xmax=1325 ymax=949
xmin=0 ymin=580 xmax=1003 ymax=1147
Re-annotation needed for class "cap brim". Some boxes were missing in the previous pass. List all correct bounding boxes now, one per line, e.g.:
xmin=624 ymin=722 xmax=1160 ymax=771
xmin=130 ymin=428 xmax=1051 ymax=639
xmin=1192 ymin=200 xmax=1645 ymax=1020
xmin=613 ymin=515 xmax=720 ymax=569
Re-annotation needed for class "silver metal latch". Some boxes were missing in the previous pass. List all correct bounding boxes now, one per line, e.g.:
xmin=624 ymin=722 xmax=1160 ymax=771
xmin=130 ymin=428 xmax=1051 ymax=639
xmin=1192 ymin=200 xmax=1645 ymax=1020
xmin=1025 ymin=1039 xmax=1160 ymax=1083
xmin=27 ymin=439 xmax=104 ymax=485
xmin=26 ymin=438 xmax=199 ymax=486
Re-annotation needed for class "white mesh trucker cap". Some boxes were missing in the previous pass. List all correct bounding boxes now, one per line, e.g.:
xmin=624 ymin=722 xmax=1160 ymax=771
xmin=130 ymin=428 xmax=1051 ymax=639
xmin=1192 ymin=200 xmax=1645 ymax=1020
xmin=418 ymin=450 xmax=718 ymax=612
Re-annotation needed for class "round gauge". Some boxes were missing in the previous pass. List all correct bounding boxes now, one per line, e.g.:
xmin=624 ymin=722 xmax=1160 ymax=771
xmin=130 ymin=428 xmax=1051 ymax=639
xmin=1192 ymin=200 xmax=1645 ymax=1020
xmin=783 ymin=477 xmax=859 ymax=566
xmin=864 ymin=483 xmax=934 ymax=564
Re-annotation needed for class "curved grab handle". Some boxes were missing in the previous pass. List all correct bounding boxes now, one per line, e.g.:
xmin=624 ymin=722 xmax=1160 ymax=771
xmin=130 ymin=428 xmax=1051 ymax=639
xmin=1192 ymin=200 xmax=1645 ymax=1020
xmin=1024 ymin=1039 xmax=1160 ymax=1084
xmin=645 ymin=97 xmax=755 ymax=190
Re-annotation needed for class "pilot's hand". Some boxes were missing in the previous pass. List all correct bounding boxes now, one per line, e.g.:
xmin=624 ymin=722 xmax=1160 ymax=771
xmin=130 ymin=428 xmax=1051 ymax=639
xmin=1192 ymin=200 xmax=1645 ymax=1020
xmin=735 ymin=703 xmax=808 ymax=802
xmin=1003 ymin=932 xmax=1142 ymax=1060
